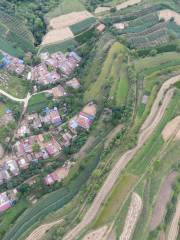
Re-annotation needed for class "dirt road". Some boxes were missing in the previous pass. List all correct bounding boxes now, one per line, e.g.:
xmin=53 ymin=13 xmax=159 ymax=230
xmin=25 ymin=219 xmax=63 ymax=240
xmin=63 ymin=74 xmax=180 ymax=240
xmin=167 ymin=197 xmax=180 ymax=240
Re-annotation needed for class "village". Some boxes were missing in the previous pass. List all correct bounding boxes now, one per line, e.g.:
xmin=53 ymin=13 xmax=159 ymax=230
xmin=0 ymin=50 xmax=97 ymax=213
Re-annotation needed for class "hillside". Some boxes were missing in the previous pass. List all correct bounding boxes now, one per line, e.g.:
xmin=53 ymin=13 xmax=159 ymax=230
xmin=0 ymin=1 xmax=180 ymax=240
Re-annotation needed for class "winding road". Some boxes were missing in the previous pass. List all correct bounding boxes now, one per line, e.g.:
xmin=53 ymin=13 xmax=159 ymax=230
xmin=63 ymin=75 xmax=180 ymax=240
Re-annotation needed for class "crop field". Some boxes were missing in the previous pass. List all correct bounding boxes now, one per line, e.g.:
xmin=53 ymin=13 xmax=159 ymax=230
xmin=0 ymin=200 xmax=28 ymax=239
xmin=39 ymin=39 xmax=77 ymax=54
xmin=70 ymin=17 xmax=96 ymax=35
xmin=46 ymin=0 xmax=86 ymax=20
xmin=109 ymin=2 xmax=180 ymax=49
xmin=94 ymin=174 xmax=138 ymax=228
xmin=0 ymin=10 xmax=34 ymax=53
xmin=43 ymin=10 xmax=94 ymax=46
xmin=133 ymin=52 xmax=180 ymax=129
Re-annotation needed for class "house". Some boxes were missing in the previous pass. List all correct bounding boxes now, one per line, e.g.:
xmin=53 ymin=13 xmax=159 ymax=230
xmin=0 ymin=189 xmax=17 ymax=213
xmin=6 ymin=159 xmax=20 ymax=176
xmin=17 ymin=124 xmax=30 ymax=137
xmin=31 ymin=64 xmax=60 ymax=85
xmin=0 ymin=192 xmax=11 ymax=212
xmin=66 ymin=78 xmax=80 ymax=89
xmin=77 ymin=103 xmax=97 ymax=130
xmin=68 ymin=116 xmax=78 ymax=131
xmin=142 ymin=95 xmax=149 ymax=104
xmin=17 ymin=158 xmax=29 ymax=169
xmin=40 ymin=107 xmax=62 ymax=126
xmin=51 ymin=85 xmax=66 ymax=98
xmin=96 ymin=24 xmax=106 ymax=32
xmin=44 ymin=166 xmax=70 ymax=186
xmin=77 ymin=112 xmax=93 ymax=130
xmin=14 ymin=133 xmax=61 ymax=160
xmin=2 ymin=53 xmax=25 ymax=74
xmin=113 ymin=23 xmax=126 ymax=30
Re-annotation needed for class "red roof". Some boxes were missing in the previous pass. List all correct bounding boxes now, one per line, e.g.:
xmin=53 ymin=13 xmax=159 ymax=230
xmin=0 ymin=202 xmax=11 ymax=212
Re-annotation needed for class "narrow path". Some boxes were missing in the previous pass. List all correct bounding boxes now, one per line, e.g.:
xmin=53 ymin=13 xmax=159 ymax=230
xmin=0 ymin=89 xmax=26 ymax=102
xmin=63 ymin=75 xmax=180 ymax=240
xmin=167 ymin=197 xmax=180 ymax=240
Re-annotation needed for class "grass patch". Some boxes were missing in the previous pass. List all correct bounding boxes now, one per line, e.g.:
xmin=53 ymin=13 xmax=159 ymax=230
xmin=0 ymin=71 xmax=29 ymax=98
xmin=115 ymin=63 xmax=129 ymax=106
xmin=46 ymin=0 xmax=85 ymax=19
xmin=84 ymin=42 xmax=127 ymax=104
xmin=94 ymin=174 xmax=138 ymax=228
xmin=28 ymin=93 xmax=51 ymax=113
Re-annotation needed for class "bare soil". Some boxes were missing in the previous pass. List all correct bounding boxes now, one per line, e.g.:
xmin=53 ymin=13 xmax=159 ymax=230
xmin=159 ymin=10 xmax=180 ymax=26
xmin=42 ymin=10 xmax=93 ymax=45
xmin=150 ymin=172 xmax=177 ymax=230
xmin=42 ymin=28 xmax=74 ymax=45
xmin=119 ymin=192 xmax=143 ymax=240
xmin=162 ymin=116 xmax=180 ymax=141
xmin=116 ymin=0 xmax=142 ymax=10
xmin=82 ymin=225 xmax=108 ymax=240
xmin=49 ymin=11 xmax=93 ymax=29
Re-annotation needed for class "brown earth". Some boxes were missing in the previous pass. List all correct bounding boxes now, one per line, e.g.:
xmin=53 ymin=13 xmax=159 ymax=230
xmin=162 ymin=116 xmax=180 ymax=142
xmin=150 ymin=172 xmax=177 ymax=230
xmin=116 ymin=0 xmax=142 ymax=10
xmin=159 ymin=10 xmax=180 ymax=26
xmin=119 ymin=192 xmax=143 ymax=240
xmin=82 ymin=225 xmax=108 ymax=240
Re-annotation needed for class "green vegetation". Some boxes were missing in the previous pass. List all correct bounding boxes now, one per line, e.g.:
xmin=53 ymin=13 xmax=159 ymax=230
xmin=70 ymin=17 xmax=97 ymax=35
xmin=0 ymin=200 xmax=28 ymax=239
xmin=94 ymin=174 xmax=138 ymax=227
xmin=46 ymin=0 xmax=86 ymax=19
xmin=84 ymin=42 xmax=129 ymax=106
xmin=0 ymin=71 xmax=30 ymax=98
xmin=28 ymin=93 xmax=52 ymax=113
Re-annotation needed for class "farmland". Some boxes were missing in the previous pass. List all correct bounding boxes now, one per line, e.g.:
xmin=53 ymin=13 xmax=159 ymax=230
xmin=0 ymin=0 xmax=180 ymax=240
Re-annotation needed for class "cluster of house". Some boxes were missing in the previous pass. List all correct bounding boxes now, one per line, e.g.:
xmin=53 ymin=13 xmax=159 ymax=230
xmin=14 ymin=133 xmax=61 ymax=160
xmin=17 ymin=107 xmax=62 ymax=138
xmin=0 ymin=51 xmax=25 ymax=74
xmin=0 ymin=133 xmax=61 ymax=184
xmin=0 ymin=189 xmax=17 ymax=213
xmin=69 ymin=102 xmax=97 ymax=131
xmin=30 ymin=51 xmax=81 ymax=85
